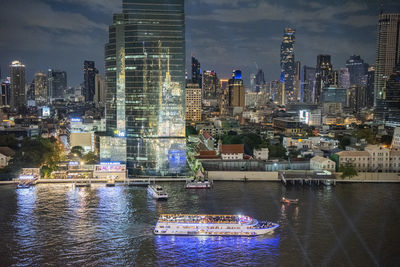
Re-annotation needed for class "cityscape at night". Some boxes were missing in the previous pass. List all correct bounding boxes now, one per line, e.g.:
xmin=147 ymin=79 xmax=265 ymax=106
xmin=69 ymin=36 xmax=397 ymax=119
xmin=0 ymin=0 xmax=400 ymax=266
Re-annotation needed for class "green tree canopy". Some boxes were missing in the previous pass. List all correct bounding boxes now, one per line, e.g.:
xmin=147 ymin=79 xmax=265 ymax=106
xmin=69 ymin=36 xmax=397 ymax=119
xmin=339 ymin=162 xmax=358 ymax=179
xmin=70 ymin=146 xmax=84 ymax=157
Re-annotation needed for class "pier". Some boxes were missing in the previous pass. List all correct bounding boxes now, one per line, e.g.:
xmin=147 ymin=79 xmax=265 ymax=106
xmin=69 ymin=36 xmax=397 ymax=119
xmin=279 ymin=171 xmax=336 ymax=186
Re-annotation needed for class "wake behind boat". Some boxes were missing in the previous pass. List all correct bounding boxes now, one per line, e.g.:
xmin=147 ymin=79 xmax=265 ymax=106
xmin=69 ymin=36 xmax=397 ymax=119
xmin=147 ymin=185 xmax=168 ymax=200
xmin=154 ymin=214 xmax=279 ymax=236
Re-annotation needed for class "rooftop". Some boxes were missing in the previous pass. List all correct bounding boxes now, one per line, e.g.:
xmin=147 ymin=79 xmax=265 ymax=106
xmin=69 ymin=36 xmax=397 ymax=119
xmin=221 ymin=144 xmax=244 ymax=154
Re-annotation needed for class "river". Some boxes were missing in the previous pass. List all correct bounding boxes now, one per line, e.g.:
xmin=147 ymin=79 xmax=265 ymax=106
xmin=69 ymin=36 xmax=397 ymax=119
xmin=0 ymin=182 xmax=399 ymax=266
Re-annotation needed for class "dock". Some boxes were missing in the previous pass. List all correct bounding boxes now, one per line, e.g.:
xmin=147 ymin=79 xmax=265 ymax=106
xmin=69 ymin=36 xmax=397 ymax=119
xmin=279 ymin=171 xmax=336 ymax=186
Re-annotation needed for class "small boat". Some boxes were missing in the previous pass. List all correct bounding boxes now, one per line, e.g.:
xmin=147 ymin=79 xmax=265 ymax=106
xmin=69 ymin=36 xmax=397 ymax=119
xmin=16 ymin=183 xmax=31 ymax=189
xmin=281 ymin=197 xmax=298 ymax=204
xmin=147 ymin=185 xmax=168 ymax=200
xmin=185 ymin=180 xmax=212 ymax=189
xmin=106 ymin=178 xmax=115 ymax=187
xmin=75 ymin=182 xmax=91 ymax=188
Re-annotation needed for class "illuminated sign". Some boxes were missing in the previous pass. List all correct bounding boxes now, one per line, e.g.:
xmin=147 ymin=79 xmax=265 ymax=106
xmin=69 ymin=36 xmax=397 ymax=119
xmin=18 ymin=175 xmax=34 ymax=179
xmin=233 ymin=70 xmax=242 ymax=80
xmin=299 ymin=110 xmax=310 ymax=125
xmin=68 ymin=161 xmax=79 ymax=166
xmin=71 ymin=118 xmax=82 ymax=122
xmin=100 ymin=162 xmax=120 ymax=165
xmin=42 ymin=107 xmax=50 ymax=117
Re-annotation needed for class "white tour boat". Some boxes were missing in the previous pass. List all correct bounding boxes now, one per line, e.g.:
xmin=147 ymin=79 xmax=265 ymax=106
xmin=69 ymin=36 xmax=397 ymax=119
xmin=185 ymin=180 xmax=212 ymax=189
xmin=147 ymin=185 xmax=168 ymax=200
xmin=154 ymin=214 xmax=279 ymax=236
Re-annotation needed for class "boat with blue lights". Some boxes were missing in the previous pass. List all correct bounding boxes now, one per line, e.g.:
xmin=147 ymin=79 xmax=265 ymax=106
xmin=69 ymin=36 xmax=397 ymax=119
xmin=154 ymin=214 xmax=279 ymax=236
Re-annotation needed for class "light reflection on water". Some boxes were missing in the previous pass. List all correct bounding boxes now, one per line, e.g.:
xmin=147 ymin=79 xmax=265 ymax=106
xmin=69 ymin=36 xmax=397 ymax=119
xmin=0 ymin=182 xmax=399 ymax=266
xmin=154 ymin=234 xmax=280 ymax=266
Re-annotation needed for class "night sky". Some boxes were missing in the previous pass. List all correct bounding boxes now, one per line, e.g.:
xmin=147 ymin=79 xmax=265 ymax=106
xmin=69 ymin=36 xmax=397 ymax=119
xmin=1 ymin=0 xmax=400 ymax=87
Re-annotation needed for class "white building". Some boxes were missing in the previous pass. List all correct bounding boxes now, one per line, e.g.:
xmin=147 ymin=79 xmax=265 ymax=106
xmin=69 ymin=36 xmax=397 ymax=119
xmin=253 ymin=147 xmax=269 ymax=160
xmin=392 ymin=127 xmax=400 ymax=149
xmin=220 ymin=144 xmax=244 ymax=160
xmin=0 ymin=147 xmax=15 ymax=168
xmin=310 ymin=156 xmax=336 ymax=172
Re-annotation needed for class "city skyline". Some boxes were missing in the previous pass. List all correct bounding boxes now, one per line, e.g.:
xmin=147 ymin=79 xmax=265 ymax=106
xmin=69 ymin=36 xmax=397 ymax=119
xmin=1 ymin=0 xmax=400 ymax=86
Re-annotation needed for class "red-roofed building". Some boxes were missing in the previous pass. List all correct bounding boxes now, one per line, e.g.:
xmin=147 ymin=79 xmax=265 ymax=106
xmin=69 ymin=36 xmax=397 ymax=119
xmin=201 ymin=131 xmax=215 ymax=150
xmin=197 ymin=150 xmax=220 ymax=159
xmin=220 ymin=144 xmax=244 ymax=160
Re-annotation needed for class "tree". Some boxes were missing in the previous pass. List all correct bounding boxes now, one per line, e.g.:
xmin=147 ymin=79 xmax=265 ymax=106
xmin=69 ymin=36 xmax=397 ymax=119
xmin=82 ymin=152 xmax=99 ymax=164
xmin=354 ymin=128 xmax=376 ymax=144
xmin=70 ymin=146 xmax=84 ymax=157
xmin=338 ymin=136 xmax=351 ymax=149
xmin=339 ymin=163 xmax=358 ymax=179
xmin=186 ymin=125 xmax=198 ymax=137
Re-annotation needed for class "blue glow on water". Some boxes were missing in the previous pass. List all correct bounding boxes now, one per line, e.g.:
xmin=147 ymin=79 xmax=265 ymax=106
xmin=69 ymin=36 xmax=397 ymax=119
xmin=154 ymin=234 xmax=280 ymax=265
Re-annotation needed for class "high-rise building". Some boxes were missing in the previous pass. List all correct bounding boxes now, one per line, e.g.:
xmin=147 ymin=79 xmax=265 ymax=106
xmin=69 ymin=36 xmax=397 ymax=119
xmin=384 ymin=65 xmax=400 ymax=125
xmin=255 ymin=69 xmax=265 ymax=93
xmin=315 ymin=55 xmax=333 ymax=103
xmin=94 ymin=74 xmax=106 ymax=108
xmin=105 ymin=0 xmax=186 ymax=175
xmin=280 ymin=28 xmax=296 ymax=103
xmin=228 ymin=70 xmax=245 ymax=113
xmin=191 ymin=56 xmax=201 ymax=88
xmin=366 ymin=66 xmax=375 ymax=107
xmin=48 ymin=69 xmax=67 ymax=99
xmin=202 ymin=70 xmax=219 ymax=100
xmin=338 ymin=68 xmax=350 ymax=89
xmin=84 ymin=60 xmax=98 ymax=102
xmin=301 ymin=66 xmax=315 ymax=103
xmin=374 ymin=13 xmax=400 ymax=107
xmin=322 ymin=86 xmax=347 ymax=108
xmin=346 ymin=55 xmax=369 ymax=86
xmin=294 ymin=61 xmax=301 ymax=101
xmin=34 ymin=72 xmax=47 ymax=103
xmin=185 ymin=83 xmax=202 ymax=122
xmin=0 ymin=79 xmax=10 ymax=107
xmin=250 ymin=73 xmax=256 ymax=92
xmin=9 ymin=60 xmax=26 ymax=109
xmin=347 ymin=85 xmax=367 ymax=112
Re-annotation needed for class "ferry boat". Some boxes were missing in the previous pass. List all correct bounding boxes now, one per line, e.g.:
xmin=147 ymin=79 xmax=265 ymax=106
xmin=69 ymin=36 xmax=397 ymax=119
xmin=281 ymin=197 xmax=298 ymax=204
xmin=16 ymin=183 xmax=31 ymax=189
xmin=147 ymin=185 xmax=168 ymax=200
xmin=185 ymin=180 xmax=212 ymax=189
xmin=154 ymin=214 xmax=279 ymax=236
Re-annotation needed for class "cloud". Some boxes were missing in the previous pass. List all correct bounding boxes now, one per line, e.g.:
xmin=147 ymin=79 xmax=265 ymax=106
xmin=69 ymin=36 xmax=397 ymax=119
xmin=52 ymin=0 xmax=121 ymax=13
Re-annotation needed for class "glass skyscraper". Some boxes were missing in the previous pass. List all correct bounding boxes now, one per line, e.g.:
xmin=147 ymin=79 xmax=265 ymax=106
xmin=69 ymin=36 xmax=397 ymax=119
xmin=105 ymin=0 xmax=186 ymax=176
xmin=280 ymin=28 xmax=296 ymax=103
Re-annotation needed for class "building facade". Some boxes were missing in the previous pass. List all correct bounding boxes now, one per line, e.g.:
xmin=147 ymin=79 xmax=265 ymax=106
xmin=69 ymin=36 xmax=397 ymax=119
xmin=9 ymin=61 xmax=26 ymax=109
xmin=280 ymin=28 xmax=296 ymax=103
xmin=185 ymin=83 xmax=202 ymax=122
xmin=48 ymin=69 xmax=67 ymax=99
xmin=105 ymin=0 xmax=186 ymax=175
xmin=84 ymin=60 xmax=98 ymax=102
xmin=34 ymin=72 xmax=47 ymax=104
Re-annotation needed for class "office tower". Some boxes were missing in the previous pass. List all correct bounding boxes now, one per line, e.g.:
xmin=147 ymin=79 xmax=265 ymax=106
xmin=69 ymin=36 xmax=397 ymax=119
xmin=338 ymin=68 xmax=350 ymax=89
xmin=27 ymin=80 xmax=35 ymax=102
xmin=48 ymin=69 xmax=67 ymax=99
xmin=347 ymin=85 xmax=367 ymax=112
xmin=374 ymin=13 xmax=400 ymax=103
xmin=105 ymin=0 xmax=186 ymax=175
xmin=384 ymin=65 xmax=400 ymax=125
xmin=294 ymin=61 xmax=301 ymax=100
xmin=280 ymin=27 xmax=296 ymax=103
xmin=191 ymin=56 xmax=201 ymax=88
xmin=94 ymin=74 xmax=106 ymax=108
xmin=84 ymin=60 xmax=98 ymax=102
xmin=185 ymin=83 xmax=202 ymax=122
xmin=250 ymin=73 xmax=256 ymax=92
xmin=0 ymin=79 xmax=10 ymax=107
xmin=202 ymin=70 xmax=219 ymax=99
xmin=34 ymin=72 xmax=47 ymax=103
xmin=301 ymin=66 xmax=315 ymax=103
xmin=255 ymin=69 xmax=265 ymax=93
xmin=227 ymin=70 xmax=245 ymax=112
xmin=268 ymin=80 xmax=279 ymax=102
xmin=315 ymin=55 xmax=333 ymax=103
xmin=366 ymin=66 xmax=375 ymax=107
xmin=9 ymin=60 xmax=26 ymax=110
xmin=322 ymin=86 xmax=347 ymax=108
xmin=346 ymin=55 xmax=368 ymax=85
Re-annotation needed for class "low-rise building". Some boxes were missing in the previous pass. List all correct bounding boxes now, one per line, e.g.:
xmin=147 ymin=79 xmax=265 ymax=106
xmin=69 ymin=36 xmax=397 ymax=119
xmin=310 ymin=156 xmax=336 ymax=172
xmin=220 ymin=144 xmax=244 ymax=160
xmin=253 ymin=147 xmax=269 ymax=160
xmin=0 ymin=147 xmax=15 ymax=168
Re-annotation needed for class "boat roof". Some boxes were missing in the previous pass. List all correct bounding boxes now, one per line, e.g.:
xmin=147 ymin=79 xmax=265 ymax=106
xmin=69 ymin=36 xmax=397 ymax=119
xmin=159 ymin=214 xmax=255 ymax=224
